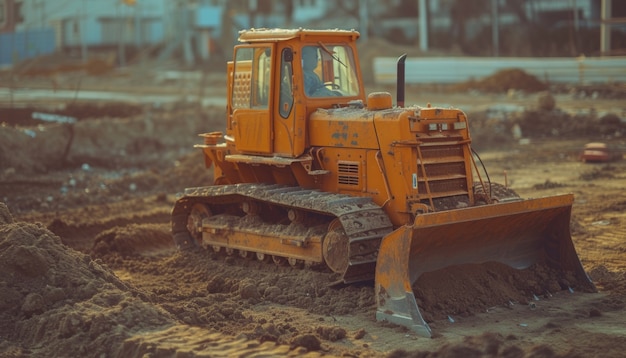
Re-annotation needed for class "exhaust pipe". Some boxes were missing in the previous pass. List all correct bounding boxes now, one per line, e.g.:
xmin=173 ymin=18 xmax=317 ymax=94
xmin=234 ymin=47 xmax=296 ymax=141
xmin=396 ymin=54 xmax=407 ymax=108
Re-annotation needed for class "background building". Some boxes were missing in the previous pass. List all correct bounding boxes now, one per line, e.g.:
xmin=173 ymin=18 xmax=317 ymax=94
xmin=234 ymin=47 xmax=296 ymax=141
xmin=1 ymin=0 xmax=625 ymax=68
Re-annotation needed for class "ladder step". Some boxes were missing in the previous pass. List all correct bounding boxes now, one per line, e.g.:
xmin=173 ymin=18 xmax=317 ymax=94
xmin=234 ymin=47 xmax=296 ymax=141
xmin=417 ymin=174 xmax=466 ymax=182
xmin=419 ymin=190 xmax=469 ymax=199
xmin=417 ymin=156 xmax=465 ymax=164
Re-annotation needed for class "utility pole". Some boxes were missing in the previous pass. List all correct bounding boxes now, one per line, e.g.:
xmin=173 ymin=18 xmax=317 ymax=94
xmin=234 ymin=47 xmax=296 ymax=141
xmin=418 ymin=0 xmax=428 ymax=51
xmin=600 ymin=0 xmax=611 ymax=56
xmin=81 ymin=0 xmax=88 ymax=63
xmin=491 ymin=0 xmax=499 ymax=57
xmin=359 ymin=0 xmax=368 ymax=42
xmin=117 ymin=2 xmax=126 ymax=67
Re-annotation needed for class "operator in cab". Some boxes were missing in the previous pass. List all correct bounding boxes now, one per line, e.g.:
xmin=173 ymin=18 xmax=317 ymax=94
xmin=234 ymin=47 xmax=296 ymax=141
xmin=302 ymin=46 xmax=341 ymax=97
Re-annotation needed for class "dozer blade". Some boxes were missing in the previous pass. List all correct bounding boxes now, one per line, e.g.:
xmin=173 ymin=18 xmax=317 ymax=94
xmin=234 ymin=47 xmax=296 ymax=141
xmin=375 ymin=194 xmax=596 ymax=338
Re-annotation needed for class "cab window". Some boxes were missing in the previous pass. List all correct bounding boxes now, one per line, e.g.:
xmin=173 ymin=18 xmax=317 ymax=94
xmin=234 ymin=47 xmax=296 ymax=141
xmin=301 ymin=44 xmax=359 ymax=98
xmin=279 ymin=48 xmax=294 ymax=118
xmin=232 ymin=46 xmax=272 ymax=109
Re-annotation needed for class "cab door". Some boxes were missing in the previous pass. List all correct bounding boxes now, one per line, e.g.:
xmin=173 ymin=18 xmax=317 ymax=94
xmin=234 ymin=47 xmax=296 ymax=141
xmin=231 ymin=46 xmax=273 ymax=154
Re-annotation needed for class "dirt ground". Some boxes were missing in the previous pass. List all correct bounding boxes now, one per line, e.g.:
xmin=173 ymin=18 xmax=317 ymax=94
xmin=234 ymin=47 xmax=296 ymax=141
xmin=1 ymin=61 xmax=625 ymax=357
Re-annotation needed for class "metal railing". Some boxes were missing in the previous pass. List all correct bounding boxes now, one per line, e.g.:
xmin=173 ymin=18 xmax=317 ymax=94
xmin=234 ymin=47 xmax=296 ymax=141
xmin=374 ymin=56 xmax=626 ymax=85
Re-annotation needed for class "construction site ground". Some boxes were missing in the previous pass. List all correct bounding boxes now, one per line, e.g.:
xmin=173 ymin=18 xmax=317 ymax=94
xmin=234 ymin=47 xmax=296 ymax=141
xmin=1 ymin=58 xmax=625 ymax=357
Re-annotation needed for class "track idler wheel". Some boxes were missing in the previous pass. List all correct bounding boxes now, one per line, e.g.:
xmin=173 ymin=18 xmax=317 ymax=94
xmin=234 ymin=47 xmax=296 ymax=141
xmin=173 ymin=202 xmax=210 ymax=250
xmin=322 ymin=219 xmax=350 ymax=274
xmin=186 ymin=203 xmax=211 ymax=246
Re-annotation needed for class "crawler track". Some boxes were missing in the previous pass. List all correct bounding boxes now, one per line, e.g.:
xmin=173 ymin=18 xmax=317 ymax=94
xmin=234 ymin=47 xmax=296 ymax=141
xmin=171 ymin=183 xmax=393 ymax=283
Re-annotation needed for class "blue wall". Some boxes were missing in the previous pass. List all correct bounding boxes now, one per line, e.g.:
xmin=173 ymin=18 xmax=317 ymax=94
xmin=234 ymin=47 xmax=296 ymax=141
xmin=0 ymin=28 xmax=55 ymax=66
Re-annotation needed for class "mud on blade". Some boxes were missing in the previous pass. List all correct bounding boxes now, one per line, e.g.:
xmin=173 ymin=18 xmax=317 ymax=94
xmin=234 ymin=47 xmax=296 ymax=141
xmin=375 ymin=194 xmax=596 ymax=338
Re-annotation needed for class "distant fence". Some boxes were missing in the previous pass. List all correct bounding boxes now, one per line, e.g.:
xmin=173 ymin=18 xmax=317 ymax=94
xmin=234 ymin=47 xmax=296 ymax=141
xmin=0 ymin=28 xmax=56 ymax=68
xmin=373 ymin=56 xmax=626 ymax=85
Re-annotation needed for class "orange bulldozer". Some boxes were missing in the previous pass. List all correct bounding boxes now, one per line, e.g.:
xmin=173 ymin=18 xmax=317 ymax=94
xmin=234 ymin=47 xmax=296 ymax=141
xmin=171 ymin=28 xmax=595 ymax=337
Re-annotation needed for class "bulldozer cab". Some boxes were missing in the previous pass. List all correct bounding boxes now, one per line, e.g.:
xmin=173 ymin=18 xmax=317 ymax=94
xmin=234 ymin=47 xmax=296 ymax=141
xmin=226 ymin=29 xmax=365 ymax=159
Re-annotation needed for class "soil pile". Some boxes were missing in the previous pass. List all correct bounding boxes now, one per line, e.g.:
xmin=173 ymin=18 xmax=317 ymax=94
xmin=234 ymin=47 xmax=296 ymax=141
xmin=0 ymin=203 xmax=173 ymax=357
xmin=453 ymin=68 xmax=548 ymax=93
xmin=414 ymin=262 xmax=594 ymax=323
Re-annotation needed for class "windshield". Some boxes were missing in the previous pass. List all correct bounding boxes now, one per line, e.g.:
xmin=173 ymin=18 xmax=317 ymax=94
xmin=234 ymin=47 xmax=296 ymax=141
xmin=301 ymin=44 xmax=359 ymax=98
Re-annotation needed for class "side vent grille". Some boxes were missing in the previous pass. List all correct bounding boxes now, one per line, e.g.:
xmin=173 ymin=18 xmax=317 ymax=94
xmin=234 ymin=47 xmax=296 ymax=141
xmin=338 ymin=161 xmax=360 ymax=187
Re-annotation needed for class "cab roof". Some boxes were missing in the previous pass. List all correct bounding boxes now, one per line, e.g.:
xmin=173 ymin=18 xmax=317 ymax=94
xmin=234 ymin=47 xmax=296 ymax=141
xmin=237 ymin=28 xmax=360 ymax=43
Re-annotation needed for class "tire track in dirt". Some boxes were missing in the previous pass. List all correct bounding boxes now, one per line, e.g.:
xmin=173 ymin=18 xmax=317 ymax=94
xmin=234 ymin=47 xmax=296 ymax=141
xmin=18 ymin=196 xmax=173 ymax=252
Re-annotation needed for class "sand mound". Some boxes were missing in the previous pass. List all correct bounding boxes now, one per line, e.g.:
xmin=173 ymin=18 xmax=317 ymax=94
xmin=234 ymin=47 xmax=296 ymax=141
xmin=0 ymin=203 xmax=173 ymax=357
